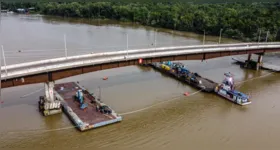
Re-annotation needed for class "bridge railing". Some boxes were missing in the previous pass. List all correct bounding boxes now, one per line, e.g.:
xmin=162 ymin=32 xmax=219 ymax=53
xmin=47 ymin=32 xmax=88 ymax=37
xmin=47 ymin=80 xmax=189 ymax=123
xmin=2 ymin=42 xmax=280 ymax=71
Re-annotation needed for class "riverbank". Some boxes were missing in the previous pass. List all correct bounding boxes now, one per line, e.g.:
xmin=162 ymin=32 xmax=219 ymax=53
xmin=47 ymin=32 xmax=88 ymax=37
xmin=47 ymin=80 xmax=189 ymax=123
xmin=2 ymin=2 xmax=280 ymax=42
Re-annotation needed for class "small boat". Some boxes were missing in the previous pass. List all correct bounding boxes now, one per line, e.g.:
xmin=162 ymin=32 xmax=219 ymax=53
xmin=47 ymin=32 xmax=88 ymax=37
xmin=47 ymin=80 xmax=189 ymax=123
xmin=215 ymin=72 xmax=251 ymax=105
xmin=102 ymin=77 xmax=108 ymax=80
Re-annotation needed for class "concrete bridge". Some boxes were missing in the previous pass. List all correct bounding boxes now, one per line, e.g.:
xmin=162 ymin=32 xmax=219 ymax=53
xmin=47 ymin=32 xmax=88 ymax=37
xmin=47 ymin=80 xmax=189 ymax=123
xmin=1 ymin=42 xmax=280 ymax=115
xmin=1 ymin=42 xmax=280 ymax=88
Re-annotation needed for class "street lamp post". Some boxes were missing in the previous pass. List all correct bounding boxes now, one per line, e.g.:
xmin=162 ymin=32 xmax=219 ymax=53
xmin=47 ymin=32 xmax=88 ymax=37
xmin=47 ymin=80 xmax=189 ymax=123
xmin=258 ymin=29 xmax=262 ymax=43
xmin=203 ymin=30 xmax=206 ymax=45
xmin=276 ymin=30 xmax=278 ymax=41
xmin=154 ymin=29 xmax=157 ymax=54
xmin=64 ymin=34 xmax=68 ymax=58
xmin=155 ymin=29 xmax=157 ymax=49
xmin=265 ymin=31 xmax=269 ymax=42
xmin=1 ymin=45 xmax=7 ymax=76
xmin=126 ymin=33 xmax=128 ymax=58
xmin=172 ymin=30 xmax=174 ymax=46
xmin=218 ymin=29 xmax=223 ymax=44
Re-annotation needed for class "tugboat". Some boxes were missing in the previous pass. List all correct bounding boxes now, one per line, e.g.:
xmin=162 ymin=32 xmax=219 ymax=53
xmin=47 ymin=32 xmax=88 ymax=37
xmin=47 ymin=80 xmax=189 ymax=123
xmin=215 ymin=72 xmax=251 ymax=105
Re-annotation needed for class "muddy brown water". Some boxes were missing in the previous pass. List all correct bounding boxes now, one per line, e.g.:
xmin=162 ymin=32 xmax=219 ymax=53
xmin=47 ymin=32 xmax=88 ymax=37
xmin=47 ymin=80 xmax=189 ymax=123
xmin=0 ymin=14 xmax=280 ymax=149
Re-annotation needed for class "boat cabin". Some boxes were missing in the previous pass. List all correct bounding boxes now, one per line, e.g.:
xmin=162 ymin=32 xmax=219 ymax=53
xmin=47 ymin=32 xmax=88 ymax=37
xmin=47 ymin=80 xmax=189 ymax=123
xmin=218 ymin=72 xmax=251 ymax=105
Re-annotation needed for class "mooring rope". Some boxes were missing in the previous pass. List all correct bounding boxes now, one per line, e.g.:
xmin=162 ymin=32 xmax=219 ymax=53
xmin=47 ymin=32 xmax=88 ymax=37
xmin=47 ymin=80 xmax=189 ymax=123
xmin=236 ymin=72 xmax=275 ymax=85
xmin=119 ymin=90 xmax=202 ymax=116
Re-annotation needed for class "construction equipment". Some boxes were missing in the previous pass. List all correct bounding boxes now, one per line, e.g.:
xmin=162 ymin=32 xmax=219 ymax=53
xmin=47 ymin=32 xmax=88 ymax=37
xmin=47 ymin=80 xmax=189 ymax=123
xmin=161 ymin=64 xmax=171 ymax=71
xmin=75 ymin=89 xmax=88 ymax=109
xmin=173 ymin=63 xmax=190 ymax=75
xmin=97 ymin=103 xmax=112 ymax=114
xmin=172 ymin=63 xmax=201 ymax=84
xmin=177 ymin=67 xmax=190 ymax=75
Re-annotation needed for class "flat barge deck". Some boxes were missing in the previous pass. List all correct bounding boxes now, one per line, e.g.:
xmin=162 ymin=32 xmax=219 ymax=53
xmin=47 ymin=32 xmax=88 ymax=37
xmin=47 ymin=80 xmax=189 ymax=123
xmin=149 ymin=62 xmax=218 ymax=93
xmin=54 ymin=82 xmax=122 ymax=131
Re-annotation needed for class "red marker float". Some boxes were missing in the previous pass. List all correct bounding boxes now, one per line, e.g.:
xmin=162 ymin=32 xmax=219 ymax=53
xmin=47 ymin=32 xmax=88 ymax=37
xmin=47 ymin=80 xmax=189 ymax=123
xmin=184 ymin=92 xmax=189 ymax=96
xmin=102 ymin=77 xmax=108 ymax=80
xmin=138 ymin=58 xmax=143 ymax=64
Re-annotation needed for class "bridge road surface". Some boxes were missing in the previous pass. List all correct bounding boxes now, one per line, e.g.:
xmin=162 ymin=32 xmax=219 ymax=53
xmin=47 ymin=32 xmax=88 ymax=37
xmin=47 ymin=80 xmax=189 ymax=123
xmin=1 ymin=43 xmax=280 ymax=81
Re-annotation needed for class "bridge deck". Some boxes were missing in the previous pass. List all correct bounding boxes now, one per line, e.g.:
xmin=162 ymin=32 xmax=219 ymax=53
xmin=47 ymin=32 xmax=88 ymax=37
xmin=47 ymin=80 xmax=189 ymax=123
xmin=54 ymin=82 xmax=122 ymax=131
xmin=2 ymin=43 xmax=280 ymax=88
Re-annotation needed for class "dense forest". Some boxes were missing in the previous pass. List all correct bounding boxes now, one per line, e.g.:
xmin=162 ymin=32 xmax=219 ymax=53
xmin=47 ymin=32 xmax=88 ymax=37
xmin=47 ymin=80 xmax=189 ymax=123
xmin=2 ymin=2 xmax=280 ymax=42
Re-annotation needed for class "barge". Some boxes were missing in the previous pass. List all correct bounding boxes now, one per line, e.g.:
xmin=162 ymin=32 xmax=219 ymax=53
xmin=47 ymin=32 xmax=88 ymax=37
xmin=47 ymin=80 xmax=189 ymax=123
xmin=54 ymin=82 xmax=122 ymax=131
xmin=145 ymin=61 xmax=251 ymax=105
xmin=149 ymin=62 xmax=218 ymax=92
xmin=214 ymin=72 xmax=251 ymax=105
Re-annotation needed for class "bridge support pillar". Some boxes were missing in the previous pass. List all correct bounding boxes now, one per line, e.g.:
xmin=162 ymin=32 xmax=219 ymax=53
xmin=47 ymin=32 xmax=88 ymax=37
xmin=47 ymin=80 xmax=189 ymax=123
xmin=244 ymin=54 xmax=252 ymax=68
xmin=247 ymin=53 xmax=252 ymax=61
xmin=38 ymin=81 xmax=62 ymax=116
xmin=256 ymin=54 xmax=263 ymax=71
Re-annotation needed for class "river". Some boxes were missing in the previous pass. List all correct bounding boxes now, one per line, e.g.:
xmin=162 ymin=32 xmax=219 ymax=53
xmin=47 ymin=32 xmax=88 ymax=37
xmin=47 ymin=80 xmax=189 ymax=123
xmin=0 ymin=14 xmax=280 ymax=149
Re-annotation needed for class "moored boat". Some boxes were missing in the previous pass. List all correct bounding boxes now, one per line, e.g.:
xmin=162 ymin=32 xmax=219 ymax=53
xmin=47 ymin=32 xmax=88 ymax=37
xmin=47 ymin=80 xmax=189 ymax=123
xmin=215 ymin=72 xmax=251 ymax=105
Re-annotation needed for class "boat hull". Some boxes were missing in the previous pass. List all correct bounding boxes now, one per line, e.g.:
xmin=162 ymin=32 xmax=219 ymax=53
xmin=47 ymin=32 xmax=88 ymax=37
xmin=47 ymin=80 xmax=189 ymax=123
xmin=215 ymin=87 xmax=251 ymax=106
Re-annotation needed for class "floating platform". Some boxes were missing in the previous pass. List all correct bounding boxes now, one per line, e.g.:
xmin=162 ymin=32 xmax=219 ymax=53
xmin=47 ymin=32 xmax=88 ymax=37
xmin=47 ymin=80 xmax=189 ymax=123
xmin=54 ymin=82 xmax=122 ymax=131
xmin=149 ymin=62 xmax=218 ymax=93
xmin=232 ymin=57 xmax=280 ymax=72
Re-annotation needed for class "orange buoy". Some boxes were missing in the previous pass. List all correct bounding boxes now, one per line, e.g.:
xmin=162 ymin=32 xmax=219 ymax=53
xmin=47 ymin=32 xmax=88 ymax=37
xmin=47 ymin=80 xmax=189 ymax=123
xmin=184 ymin=92 xmax=189 ymax=96
xmin=102 ymin=77 xmax=108 ymax=80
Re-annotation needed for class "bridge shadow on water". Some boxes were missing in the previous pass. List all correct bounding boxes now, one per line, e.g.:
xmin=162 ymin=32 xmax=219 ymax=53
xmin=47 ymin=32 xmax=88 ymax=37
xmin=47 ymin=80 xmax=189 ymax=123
xmin=135 ymin=65 xmax=153 ymax=72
